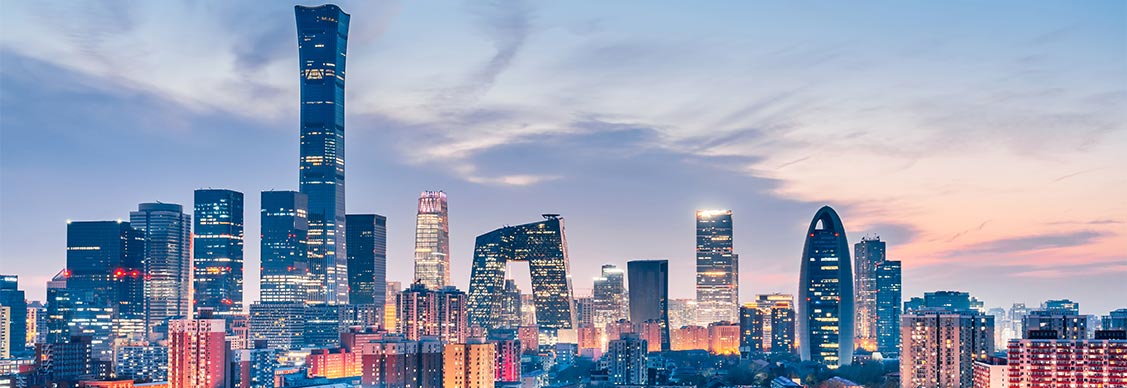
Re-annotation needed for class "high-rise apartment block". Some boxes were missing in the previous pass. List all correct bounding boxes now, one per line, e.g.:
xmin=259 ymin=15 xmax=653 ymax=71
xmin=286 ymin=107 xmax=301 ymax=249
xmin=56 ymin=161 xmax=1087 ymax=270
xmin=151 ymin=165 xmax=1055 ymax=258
xmin=397 ymin=282 xmax=468 ymax=344
xmin=443 ymin=340 xmax=496 ymax=388
xmin=900 ymin=310 xmax=994 ymax=388
xmin=169 ymin=311 xmax=228 ymax=388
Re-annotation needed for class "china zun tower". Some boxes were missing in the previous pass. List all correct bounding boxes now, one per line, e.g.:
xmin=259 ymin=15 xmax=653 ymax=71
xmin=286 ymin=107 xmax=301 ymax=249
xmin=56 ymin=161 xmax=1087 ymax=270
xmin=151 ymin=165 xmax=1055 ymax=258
xmin=296 ymin=4 xmax=350 ymax=304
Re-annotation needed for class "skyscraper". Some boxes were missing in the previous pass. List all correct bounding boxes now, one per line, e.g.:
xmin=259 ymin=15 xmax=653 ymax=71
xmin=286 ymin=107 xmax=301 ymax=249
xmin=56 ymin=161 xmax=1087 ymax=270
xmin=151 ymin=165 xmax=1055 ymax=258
xmin=853 ymin=235 xmax=885 ymax=352
xmin=797 ymin=206 xmax=855 ymax=367
xmin=0 ymin=275 xmax=27 ymax=357
xmin=296 ymin=4 xmax=350 ymax=305
xmin=874 ymin=259 xmax=902 ymax=357
xmin=260 ymin=191 xmax=310 ymax=304
xmin=627 ymin=259 xmax=670 ymax=352
xmin=398 ymin=282 xmax=469 ymax=344
xmin=347 ymin=214 xmax=387 ymax=306
xmin=739 ymin=304 xmax=764 ymax=357
xmin=467 ymin=215 xmax=576 ymax=331
xmin=593 ymin=264 xmax=628 ymax=328
xmin=900 ymin=310 xmax=994 ymax=388
xmin=129 ymin=202 xmax=191 ymax=337
xmin=193 ymin=189 xmax=245 ymax=315
xmin=606 ymin=333 xmax=648 ymax=385
xmin=414 ymin=191 xmax=450 ymax=290
xmin=695 ymin=210 xmax=738 ymax=325
xmin=66 ymin=220 xmax=145 ymax=359
xmin=497 ymin=279 xmax=523 ymax=329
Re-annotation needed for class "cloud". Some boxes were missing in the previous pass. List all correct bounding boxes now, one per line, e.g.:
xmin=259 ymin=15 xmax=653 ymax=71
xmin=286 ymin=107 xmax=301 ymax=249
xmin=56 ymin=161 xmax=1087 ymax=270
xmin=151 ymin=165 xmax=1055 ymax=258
xmin=944 ymin=231 xmax=1108 ymax=257
xmin=434 ymin=0 xmax=533 ymax=110
xmin=1012 ymin=261 xmax=1127 ymax=278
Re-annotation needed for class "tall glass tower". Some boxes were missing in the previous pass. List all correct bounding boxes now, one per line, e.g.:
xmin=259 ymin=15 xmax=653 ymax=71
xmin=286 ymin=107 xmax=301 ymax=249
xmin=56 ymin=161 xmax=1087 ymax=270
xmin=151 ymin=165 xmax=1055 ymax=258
xmin=260 ymin=191 xmax=309 ymax=304
xmin=346 ymin=214 xmax=387 ymax=306
xmin=66 ymin=220 xmax=145 ymax=359
xmin=129 ymin=203 xmax=191 ymax=337
xmin=467 ymin=215 xmax=576 ymax=331
xmin=797 ymin=206 xmax=854 ymax=367
xmin=414 ymin=191 xmax=450 ymax=290
xmin=874 ymin=259 xmax=901 ymax=357
xmin=593 ymin=264 xmax=628 ymax=327
xmin=852 ymin=235 xmax=885 ymax=352
xmin=696 ymin=209 xmax=738 ymax=325
xmin=296 ymin=4 xmax=350 ymax=305
xmin=193 ymin=189 xmax=244 ymax=316
xmin=627 ymin=260 xmax=670 ymax=352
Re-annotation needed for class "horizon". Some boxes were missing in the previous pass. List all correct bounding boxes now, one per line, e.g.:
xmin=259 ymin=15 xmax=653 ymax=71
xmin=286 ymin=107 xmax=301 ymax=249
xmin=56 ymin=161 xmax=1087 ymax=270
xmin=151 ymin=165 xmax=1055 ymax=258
xmin=1 ymin=1 xmax=1125 ymax=316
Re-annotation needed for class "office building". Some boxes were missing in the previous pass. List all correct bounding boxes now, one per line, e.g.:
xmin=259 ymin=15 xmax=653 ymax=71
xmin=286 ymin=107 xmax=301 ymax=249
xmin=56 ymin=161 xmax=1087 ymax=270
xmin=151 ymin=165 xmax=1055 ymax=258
xmin=260 ymin=191 xmax=310 ymax=304
xmin=414 ymin=191 xmax=451 ymax=290
xmin=1039 ymin=299 xmax=1080 ymax=315
xmin=900 ymin=310 xmax=994 ymax=388
xmin=627 ymin=260 xmax=670 ymax=352
xmin=114 ymin=344 xmax=168 ymax=382
xmin=797 ymin=206 xmax=855 ymax=367
xmin=753 ymin=294 xmax=796 ymax=354
xmin=229 ymin=344 xmax=277 ymax=388
xmin=497 ymin=279 xmax=523 ymax=329
xmin=1104 ymin=308 xmax=1127 ymax=330
xmin=1021 ymin=312 xmax=1088 ymax=340
xmin=248 ymin=302 xmax=305 ymax=350
xmin=0 ymin=275 xmax=27 ymax=357
xmin=739 ymin=304 xmax=764 ymax=357
xmin=27 ymin=300 xmax=46 ymax=346
xmin=667 ymin=299 xmax=697 ymax=329
xmin=605 ymin=333 xmax=648 ymax=385
xmin=875 ymin=259 xmax=902 ymax=357
xmin=467 ymin=215 xmax=576 ymax=331
xmin=1006 ymin=335 xmax=1127 ymax=387
xmin=443 ymin=340 xmax=496 ymax=388
xmin=906 ymin=291 xmax=981 ymax=314
xmin=853 ymin=235 xmax=885 ymax=352
xmin=193 ymin=189 xmax=245 ymax=315
xmin=296 ymin=4 xmax=351 ymax=305
xmin=385 ymin=281 xmax=401 ymax=332
xmin=129 ymin=203 xmax=191 ymax=338
xmin=305 ymin=304 xmax=348 ymax=348
xmin=593 ymin=264 xmax=628 ymax=328
xmin=695 ymin=210 xmax=738 ymax=325
xmin=398 ymin=282 xmax=468 ymax=344
xmin=307 ymin=348 xmax=360 ymax=378
xmin=169 ymin=311 xmax=228 ymax=388
xmin=34 ymin=336 xmax=95 ymax=382
xmin=347 ymin=214 xmax=387 ymax=307
xmin=66 ymin=221 xmax=145 ymax=359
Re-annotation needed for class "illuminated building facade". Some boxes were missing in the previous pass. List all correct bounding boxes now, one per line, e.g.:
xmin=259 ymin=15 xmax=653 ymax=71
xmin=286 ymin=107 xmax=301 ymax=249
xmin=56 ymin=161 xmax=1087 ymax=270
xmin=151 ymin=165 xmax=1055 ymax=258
xmin=1021 ymin=312 xmax=1088 ymax=340
xmin=708 ymin=322 xmax=741 ymax=355
xmin=739 ymin=304 xmax=764 ymax=356
xmin=129 ymin=203 xmax=191 ymax=338
xmin=1006 ymin=335 xmax=1127 ymax=387
xmin=797 ymin=206 xmax=854 ymax=367
xmin=627 ymin=260 xmax=670 ymax=352
xmin=443 ymin=340 xmax=496 ymax=388
xmin=695 ymin=209 xmax=738 ymax=325
xmin=248 ymin=302 xmax=305 ymax=350
xmin=66 ymin=220 xmax=145 ymax=360
xmin=115 ymin=344 xmax=168 ymax=382
xmin=193 ymin=189 xmax=245 ymax=315
xmin=260 ymin=191 xmax=309 ymax=304
xmin=875 ymin=259 xmax=902 ymax=357
xmin=900 ymin=310 xmax=994 ymax=388
xmin=414 ymin=191 xmax=451 ymax=290
xmin=397 ymin=282 xmax=468 ymax=344
xmin=347 ymin=214 xmax=387 ymax=306
xmin=671 ymin=325 xmax=708 ymax=351
xmin=296 ymin=4 xmax=350 ymax=305
xmin=606 ymin=333 xmax=648 ymax=385
xmin=0 ymin=275 xmax=27 ymax=357
xmin=853 ymin=235 xmax=884 ymax=352
xmin=169 ymin=312 xmax=228 ymax=388
xmin=307 ymin=348 xmax=360 ymax=379
xmin=355 ymin=334 xmax=444 ymax=388
xmin=667 ymin=299 xmax=697 ymax=329
xmin=593 ymin=264 xmax=628 ymax=328
xmin=497 ymin=279 xmax=522 ymax=329
xmin=467 ymin=215 xmax=576 ymax=331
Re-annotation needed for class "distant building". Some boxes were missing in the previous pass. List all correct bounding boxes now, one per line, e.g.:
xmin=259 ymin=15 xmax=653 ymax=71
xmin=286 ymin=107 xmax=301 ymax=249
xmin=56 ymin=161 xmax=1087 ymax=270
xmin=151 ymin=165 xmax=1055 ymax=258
xmin=414 ymin=191 xmax=451 ymax=290
xmin=193 ymin=189 xmax=245 ymax=315
xmin=1006 ymin=335 xmax=1127 ymax=387
xmin=798 ymin=206 xmax=854 ymax=367
xmin=667 ymin=299 xmax=697 ymax=329
xmin=129 ymin=203 xmax=191 ymax=339
xmin=229 ymin=343 xmax=276 ymax=388
xmin=305 ymin=304 xmax=348 ymax=348
xmin=34 ymin=336 xmax=95 ymax=383
xmin=696 ymin=210 xmax=738 ymax=325
xmin=115 ymin=344 xmax=168 ymax=381
xmin=739 ymin=304 xmax=764 ymax=357
xmin=671 ymin=325 xmax=708 ymax=351
xmin=467 ymin=216 xmax=577 ymax=331
xmin=397 ymin=283 xmax=468 ymax=344
xmin=384 ymin=281 xmax=401 ymax=332
xmin=259 ymin=191 xmax=310 ymax=304
xmin=605 ymin=333 xmax=648 ymax=385
xmin=1039 ymin=299 xmax=1080 ymax=315
xmin=1104 ymin=308 xmax=1127 ymax=330
xmin=347 ymin=214 xmax=387 ymax=307
xmin=169 ymin=311 xmax=228 ymax=388
xmin=627 ymin=260 xmax=670 ymax=352
xmin=900 ymin=310 xmax=994 ymax=388
xmin=0 ymin=306 xmax=9 ymax=359
xmin=307 ymin=348 xmax=360 ymax=379
xmin=853 ymin=235 xmax=885 ymax=352
xmin=1021 ymin=312 xmax=1089 ymax=340
xmin=971 ymin=356 xmax=1006 ymax=388
xmin=248 ymin=302 xmax=304 ymax=350
xmin=443 ymin=340 xmax=496 ymax=388
xmin=593 ymin=265 xmax=628 ymax=328
xmin=0 ymin=274 xmax=27 ymax=357
xmin=497 ymin=279 xmax=523 ymax=329
xmin=574 ymin=297 xmax=595 ymax=328
xmin=874 ymin=259 xmax=902 ymax=357
xmin=708 ymin=322 xmax=740 ymax=355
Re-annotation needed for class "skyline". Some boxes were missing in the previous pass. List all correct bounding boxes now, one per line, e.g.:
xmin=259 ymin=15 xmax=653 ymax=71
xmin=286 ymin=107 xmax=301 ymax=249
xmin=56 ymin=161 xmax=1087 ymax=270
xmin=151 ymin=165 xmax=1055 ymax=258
xmin=2 ymin=1 xmax=1126 ymax=315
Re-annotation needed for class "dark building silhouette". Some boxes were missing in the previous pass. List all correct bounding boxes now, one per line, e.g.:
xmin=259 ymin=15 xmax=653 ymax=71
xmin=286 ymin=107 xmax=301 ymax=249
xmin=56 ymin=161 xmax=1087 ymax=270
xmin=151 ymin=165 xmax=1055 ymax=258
xmin=347 ymin=214 xmax=387 ymax=306
xmin=627 ymin=259 xmax=670 ymax=352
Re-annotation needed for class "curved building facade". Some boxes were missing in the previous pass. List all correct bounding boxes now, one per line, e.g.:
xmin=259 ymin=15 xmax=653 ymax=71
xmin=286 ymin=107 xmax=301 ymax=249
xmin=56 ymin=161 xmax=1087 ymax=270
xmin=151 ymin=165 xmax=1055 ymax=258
xmin=467 ymin=215 xmax=576 ymax=331
xmin=797 ymin=206 xmax=854 ymax=367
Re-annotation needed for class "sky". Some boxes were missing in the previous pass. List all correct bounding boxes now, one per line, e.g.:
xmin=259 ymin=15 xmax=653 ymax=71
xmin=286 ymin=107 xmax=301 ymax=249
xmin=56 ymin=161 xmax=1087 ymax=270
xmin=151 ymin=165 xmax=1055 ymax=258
xmin=1 ymin=1 xmax=1125 ymax=315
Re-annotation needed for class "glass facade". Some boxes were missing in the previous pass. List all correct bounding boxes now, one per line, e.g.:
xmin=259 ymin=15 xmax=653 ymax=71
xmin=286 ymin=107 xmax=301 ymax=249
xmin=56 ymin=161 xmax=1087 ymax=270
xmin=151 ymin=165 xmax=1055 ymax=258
xmin=129 ymin=202 xmax=191 ymax=338
xmin=65 ymin=221 xmax=145 ymax=360
xmin=414 ymin=191 xmax=450 ymax=290
xmin=260 ymin=191 xmax=309 ymax=304
xmin=467 ymin=215 xmax=576 ymax=331
xmin=193 ymin=189 xmax=245 ymax=316
xmin=852 ymin=235 xmax=884 ymax=352
xmin=874 ymin=259 xmax=901 ymax=357
xmin=296 ymin=4 xmax=350 ymax=305
xmin=696 ymin=209 xmax=738 ymax=325
xmin=0 ymin=275 xmax=27 ymax=357
xmin=797 ymin=206 xmax=854 ymax=367
xmin=627 ymin=259 xmax=670 ymax=352
xmin=593 ymin=264 xmax=628 ymax=328
xmin=347 ymin=214 xmax=387 ymax=306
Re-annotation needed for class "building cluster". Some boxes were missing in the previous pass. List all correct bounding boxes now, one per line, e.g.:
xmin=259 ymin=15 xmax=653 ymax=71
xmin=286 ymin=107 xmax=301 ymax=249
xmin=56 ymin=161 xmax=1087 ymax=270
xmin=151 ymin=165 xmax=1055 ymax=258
xmin=1 ymin=3 xmax=1124 ymax=388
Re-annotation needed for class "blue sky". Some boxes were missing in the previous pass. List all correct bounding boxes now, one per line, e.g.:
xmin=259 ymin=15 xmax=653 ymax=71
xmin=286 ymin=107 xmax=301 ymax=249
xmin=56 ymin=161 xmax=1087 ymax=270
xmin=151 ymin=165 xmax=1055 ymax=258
xmin=1 ymin=1 xmax=1125 ymax=314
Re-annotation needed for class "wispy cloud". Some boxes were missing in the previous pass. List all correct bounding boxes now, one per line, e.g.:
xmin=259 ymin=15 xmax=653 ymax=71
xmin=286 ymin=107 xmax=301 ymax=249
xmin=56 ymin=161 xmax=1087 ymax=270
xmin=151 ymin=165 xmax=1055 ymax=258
xmin=945 ymin=231 xmax=1108 ymax=257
